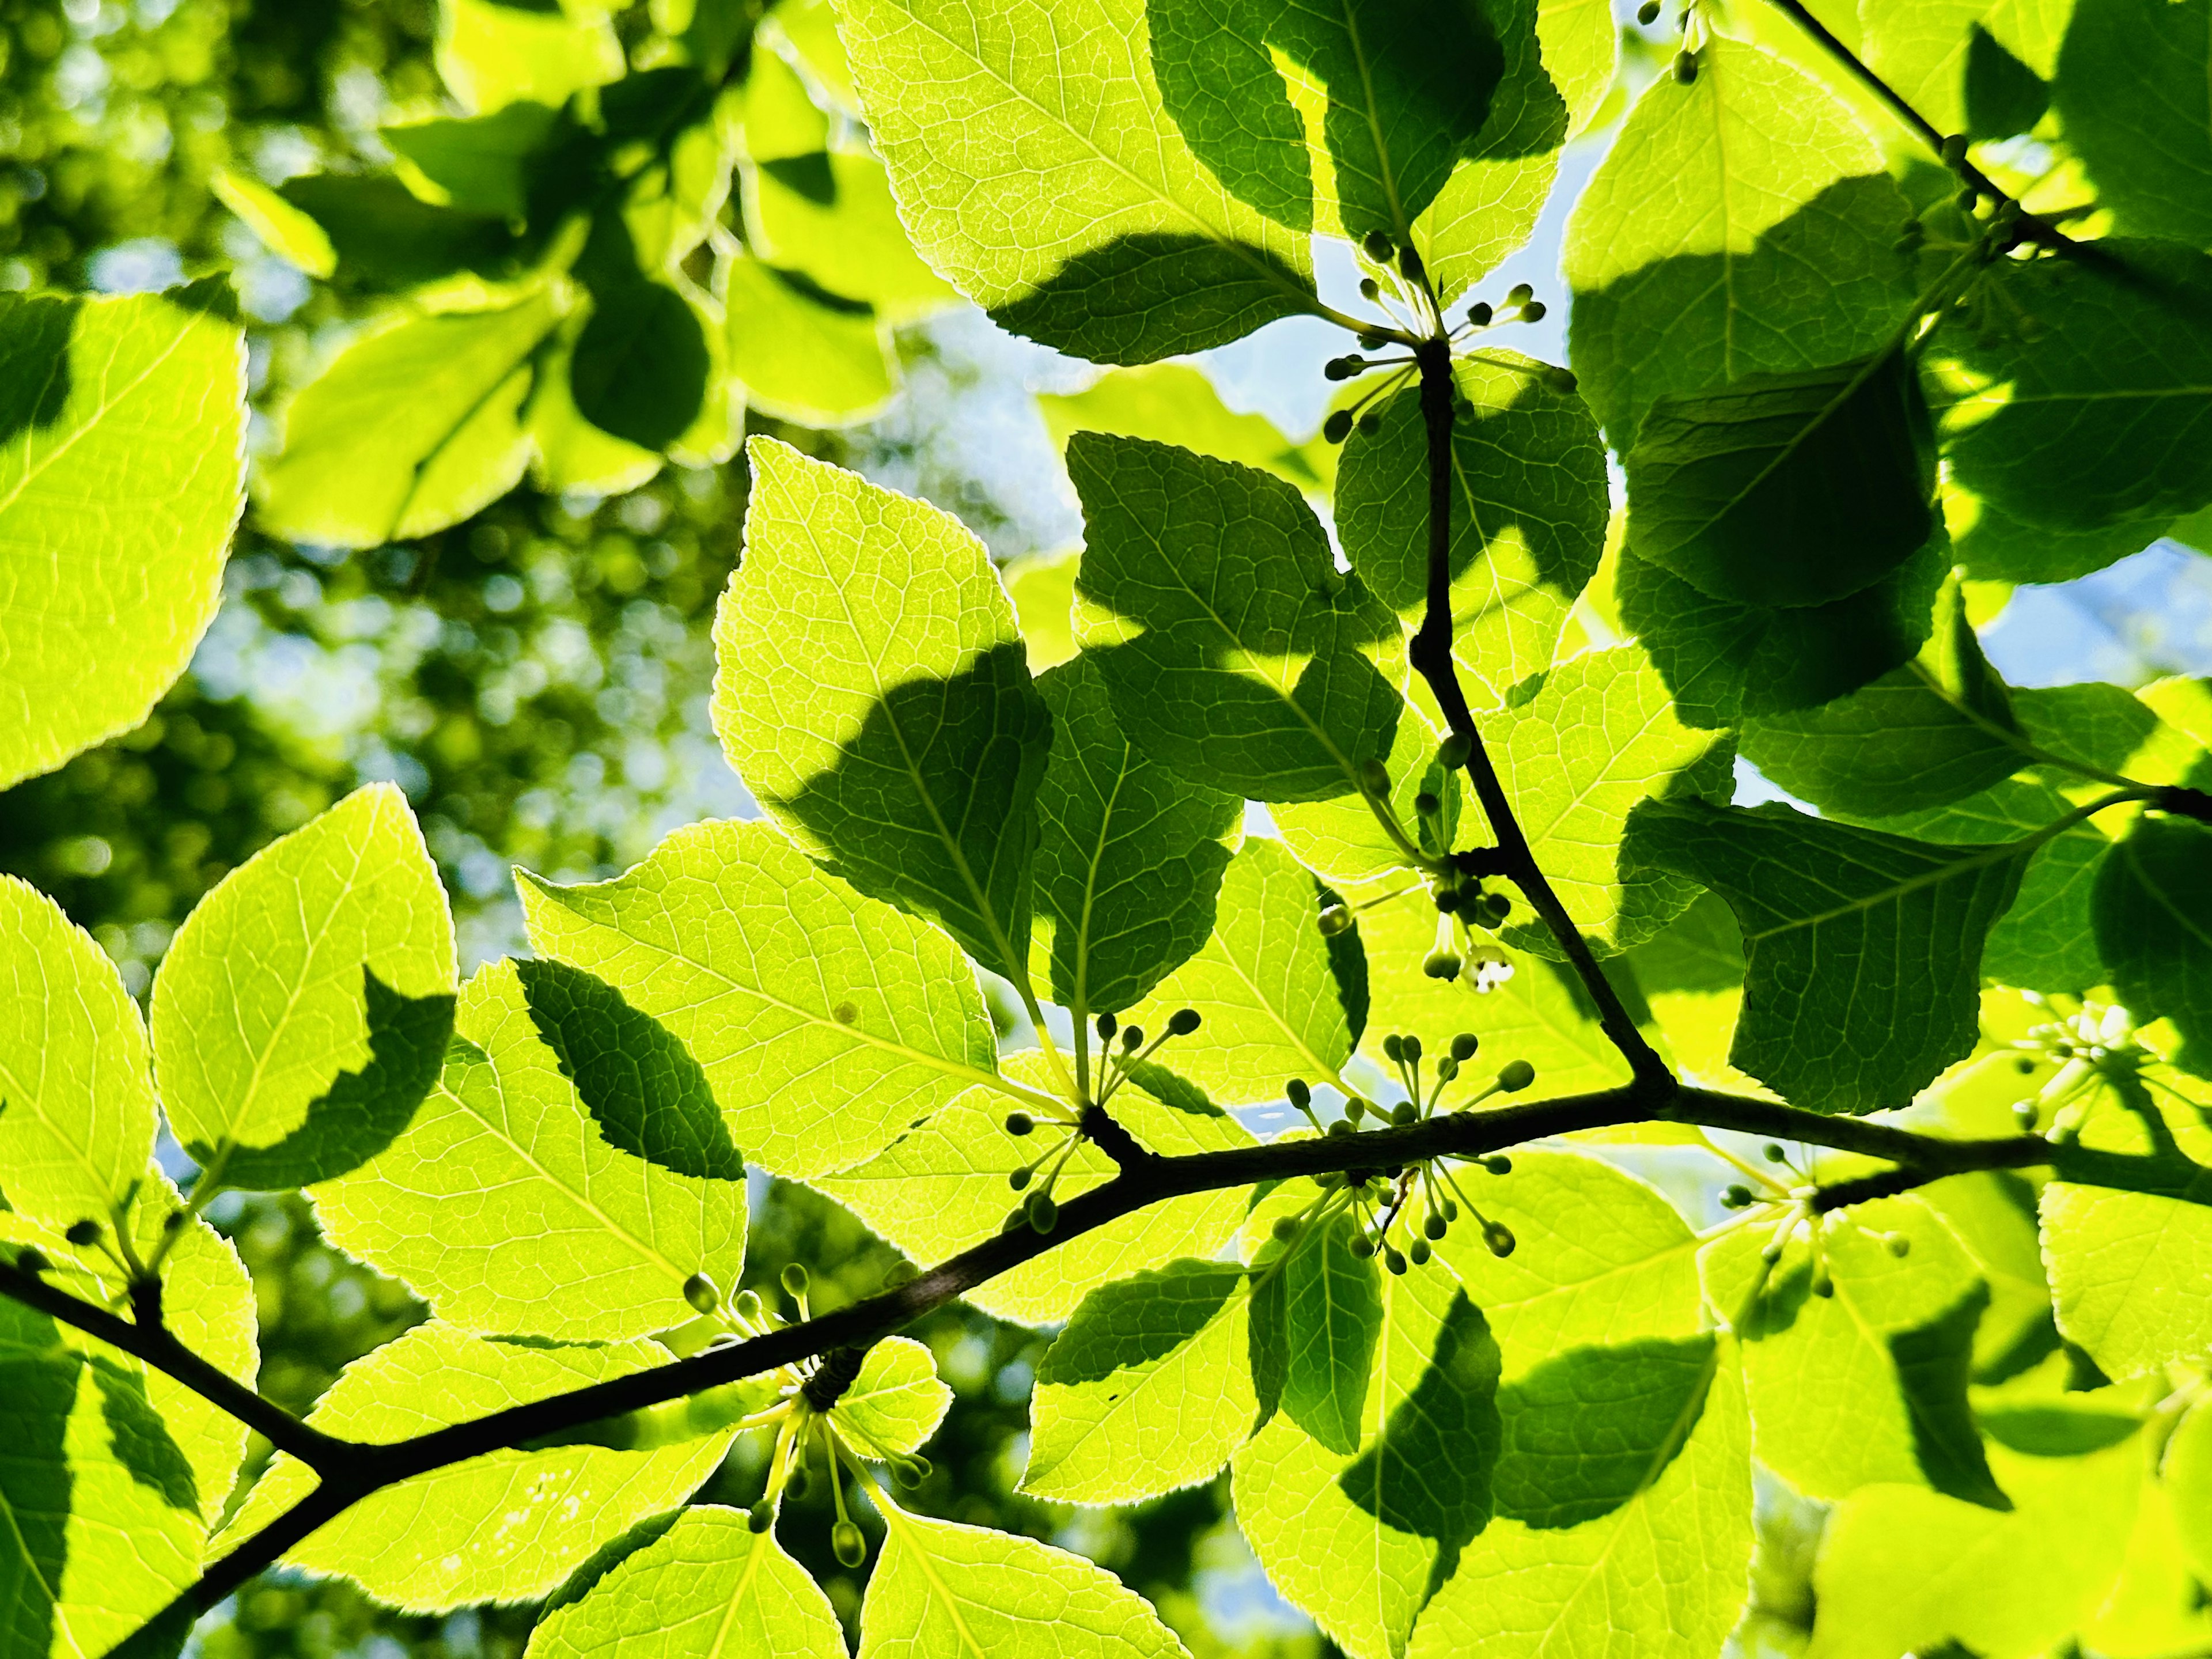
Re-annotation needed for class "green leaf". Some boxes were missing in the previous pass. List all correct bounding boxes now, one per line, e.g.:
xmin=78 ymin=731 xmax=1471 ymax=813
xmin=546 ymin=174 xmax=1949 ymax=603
xmin=742 ymin=45 xmax=831 ymax=159
xmin=714 ymin=438 xmax=1051 ymax=988
xmin=1491 ymin=645 xmax=1736 ymax=955
xmin=1563 ymin=35 xmax=1915 ymax=450
xmin=2168 ymin=1400 xmax=2212 ymax=1586
xmin=1976 ymin=1402 xmax=2141 ymax=1457
xmin=0 ymin=289 xmax=245 ymax=789
xmin=724 ymin=255 xmax=897 ymax=426
xmin=1931 ymin=241 xmax=2212 ymax=535
xmin=435 ymin=0 xmax=624 ymax=115
xmin=834 ymin=0 xmax=1317 ymax=363
xmin=1809 ymin=1439 xmax=2140 ymax=1659
xmin=519 ymin=818 xmax=1002 ymax=1181
xmin=524 ymin=1507 xmax=844 ymax=1659
xmin=1624 ymin=350 xmax=1938 ymax=609
xmin=1234 ymin=1264 xmax=1502 ymax=1659
xmin=1702 ymin=1197 xmax=2005 ymax=1504
xmin=1281 ymin=1213 xmax=1385 ymax=1455
xmin=1406 ymin=1346 xmax=1752 ymax=1659
xmin=315 ymin=958 xmax=748 ymax=1340
xmin=743 ymin=150 xmax=958 ymax=319
xmin=513 ymin=957 xmax=743 ymax=1182
xmin=1335 ymin=353 xmax=1608 ymax=706
xmin=2040 ymin=1180 xmax=2212 ymax=1380
xmin=1638 ymin=800 xmax=2036 ymax=1112
xmin=1070 ymin=432 xmax=1403 ymax=802
xmin=1273 ymin=698 xmax=1459 ymax=887
xmin=1032 ymin=654 xmax=1239 ymax=1020
xmin=1488 ymin=1334 xmax=1718 ymax=1528
xmin=218 ymin=1324 xmax=729 ymax=1612
xmin=1145 ymin=0 xmax=1505 ymax=240
xmin=1433 ymin=1150 xmax=1705 ymax=1373
xmin=815 ymin=1053 xmax=1254 ymax=1325
xmin=1739 ymin=574 xmax=2029 ymax=817
xmin=1022 ymin=1259 xmax=1256 ymax=1503
xmin=383 ymin=101 xmax=561 ymax=219
xmin=1124 ymin=838 xmax=1358 ymax=1104
xmin=259 ymin=291 xmax=561 ymax=549
xmin=1946 ymin=488 xmax=2175 ymax=585
xmin=2093 ymin=817 xmax=2212 ymax=1077
xmin=152 ymin=783 xmax=458 ymax=1189
xmin=0 ymin=877 xmax=157 ymax=1230
xmin=1038 ymin=363 xmax=1331 ymax=493
xmin=832 ymin=1336 xmax=953 ymax=1458
xmin=1004 ymin=550 xmax=1082 ymax=673
xmin=569 ymin=280 xmax=713 ymax=452
xmin=278 ymin=173 xmax=521 ymax=290
xmin=213 ymin=167 xmax=338 ymax=276
xmin=1860 ymin=0 xmax=2071 ymax=137
xmin=1919 ymin=1170 xmax=2055 ymax=1380
xmin=0 ymin=1297 xmax=206 ymax=1659
xmin=2054 ymin=0 xmax=2212 ymax=247
xmin=1618 ymin=529 xmax=1947 ymax=728
xmin=860 ymin=1493 xmax=1189 ymax=1659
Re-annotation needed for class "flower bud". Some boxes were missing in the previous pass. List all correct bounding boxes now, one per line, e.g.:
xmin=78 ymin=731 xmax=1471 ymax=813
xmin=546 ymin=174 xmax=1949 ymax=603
xmin=1483 ymin=1154 xmax=1512 ymax=1175
xmin=781 ymin=1263 xmax=810 ymax=1300
xmin=1409 ymin=1238 xmax=1431 ymax=1266
xmin=1351 ymin=1233 xmax=1377 ymax=1258
xmin=833 ymin=1521 xmax=868 ymax=1568
xmin=1522 ymin=300 xmax=1547 ymax=322
xmin=748 ymin=1499 xmax=775 ymax=1533
xmin=1887 ymin=1234 xmax=1912 ymax=1259
xmin=162 ymin=1209 xmax=188 ymax=1233
xmin=1673 ymin=48 xmax=1696 ymax=82
xmin=1722 ymin=1184 xmax=1753 ymax=1210
xmin=1450 ymin=1032 xmax=1479 ymax=1062
xmin=2012 ymin=1100 xmax=2038 ymax=1130
xmin=1391 ymin=1101 xmax=1418 ymax=1126
xmin=1005 ymin=1111 xmax=1035 ymax=1136
xmin=1009 ymin=1166 xmax=1032 ymax=1191
xmin=1637 ymin=0 xmax=1661 ymax=21
xmin=734 ymin=1289 xmax=764 ymax=1324
xmin=1439 ymin=734 xmax=1471 ymax=768
xmin=1382 ymin=1033 xmax=1404 ymax=1063
xmin=1763 ymin=1144 xmax=1787 ymax=1163
xmin=1812 ymin=1271 xmax=1835 ymax=1299
xmin=1396 ymin=244 xmax=1425 ymax=282
xmin=1466 ymin=301 xmax=1493 ymax=327
xmin=1271 ymin=1215 xmax=1301 ymax=1243
xmin=1096 ymin=1012 xmax=1118 ymax=1041
xmin=1401 ymin=1035 xmax=1423 ymax=1062
xmin=684 ymin=1273 xmax=719 ymax=1316
xmin=1425 ymin=951 xmax=1461 ymax=980
xmin=1497 ymin=1059 xmax=1536 ymax=1092
xmin=1506 ymin=283 xmax=1533 ymax=307
xmin=1483 ymin=1221 xmax=1517 ymax=1258
xmin=1324 ymin=355 xmax=1363 ymax=381
xmin=1286 ymin=1078 xmax=1312 ymax=1109
xmin=1385 ymin=1247 xmax=1409 ymax=1275
xmin=1327 ymin=1120 xmax=1354 ymax=1139
xmin=1423 ymin=1213 xmax=1447 ymax=1240
xmin=1414 ymin=791 xmax=1440 ymax=817
xmin=1435 ymin=1056 xmax=1460 ymax=1082
xmin=1317 ymin=904 xmax=1354 ymax=935
xmin=1359 ymin=276 xmax=1381 ymax=300
xmin=1344 ymin=1097 xmax=1366 ymax=1122
xmin=1168 ymin=1008 xmax=1201 ymax=1036
xmin=1356 ymin=410 xmax=1381 ymax=437
xmin=1941 ymin=132 xmax=1968 ymax=166
xmin=1362 ymin=230 xmax=1394 ymax=264
xmin=1324 ymin=409 xmax=1355 ymax=444
xmin=1121 ymin=1025 xmax=1143 ymax=1051
xmin=1027 ymin=1191 xmax=1059 ymax=1233
xmin=65 ymin=1219 xmax=101 ymax=1248
xmin=1357 ymin=756 xmax=1391 ymax=795
xmin=787 ymin=1466 xmax=812 ymax=1501
xmin=893 ymin=1456 xmax=928 ymax=1489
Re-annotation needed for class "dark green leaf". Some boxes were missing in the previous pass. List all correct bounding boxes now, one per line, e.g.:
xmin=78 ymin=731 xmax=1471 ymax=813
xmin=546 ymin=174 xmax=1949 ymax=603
xmin=1888 ymin=1283 xmax=2009 ymax=1510
xmin=1963 ymin=25 xmax=2048 ymax=139
xmin=1037 ymin=1260 xmax=1249 ymax=1385
xmin=1626 ymin=350 xmax=1937 ymax=608
xmin=1976 ymin=1403 xmax=2142 ymax=1458
xmin=382 ymin=101 xmax=560 ymax=218
xmin=1490 ymin=1335 xmax=1715 ymax=1529
xmin=569 ymin=281 xmax=711 ymax=452
xmin=1282 ymin=1213 xmax=1384 ymax=1455
xmin=2055 ymin=0 xmax=2212 ymax=246
xmin=1637 ymin=800 xmax=2036 ymax=1112
xmin=2094 ymin=816 xmax=2212 ymax=1077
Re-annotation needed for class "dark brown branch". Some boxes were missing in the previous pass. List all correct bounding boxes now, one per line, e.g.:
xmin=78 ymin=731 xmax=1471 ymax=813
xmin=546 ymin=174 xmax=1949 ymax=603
xmin=0 ymin=1259 xmax=360 ymax=1474
xmin=1407 ymin=338 xmax=1671 ymax=1085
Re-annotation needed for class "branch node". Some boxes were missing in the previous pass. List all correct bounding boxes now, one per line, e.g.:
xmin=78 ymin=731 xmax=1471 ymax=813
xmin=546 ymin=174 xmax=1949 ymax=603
xmin=1079 ymin=1104 xmax=1156 ymax=1172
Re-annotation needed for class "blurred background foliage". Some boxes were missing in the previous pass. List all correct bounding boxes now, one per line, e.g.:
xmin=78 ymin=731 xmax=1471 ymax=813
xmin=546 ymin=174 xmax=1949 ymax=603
xmin=3 ymin=2 xmax=2209 ymax=1657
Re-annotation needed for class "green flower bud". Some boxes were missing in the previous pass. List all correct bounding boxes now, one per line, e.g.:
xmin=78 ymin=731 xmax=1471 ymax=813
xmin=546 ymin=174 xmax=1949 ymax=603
xmin=14 ymin=1248 xmax=50 ymax=1277
xmin=1506 ymin=283 xmax=1533 ymax=307
xmin=1941 ymin=132 xmax=1968 ymax=166
xmin=1356 ymin=410 xmax=1382 ymax=437
xmin=1887 ymin=1234 xmax=1912 ymax=1259
xmin=1497 ymin=1059 xmax=1536 ymax=1092
xmin=1483 ymin=1221 xmax=1517 ymax=1259
xmin=1362 ymin=230 xmax=1394 ymax=264
xmin=781 ymin=1263 xmax=810 ymax=1300
xmin=1414 ymin=790 xmax=1441 ymax=817
xmin=1722 ymin=1184 xmax=1753 ymax=1210
xmin=1439 ymin=733 xmax=1472 ymax=768
xmin=1424 ymin=950 xmax=1461 ymax=982
xmin=1396 ymin=245 xmax=1426 ymax=281
xmin=1005 ymin=1112 xmax=1035 ymax=1136
xmin=1423 ymin=1212 xmax=1447 ymax=1240
xmin=1096 ymin=1012 xmax=1118 ymax=1041
xmin=1450 ymin=1032 xmax=1479 ymax=1063
xmin=1317 ymin=904 xmax=1354 ymax=935
xmin=65 ymin=1219 xmax=101 ymax=1248
xmin=1673 ymin=48 xmax=1697 ymax=82
xmin=684 ymin=1272 xmax=719 ymax=1316
xmin=893 ymin=1456 xmax=928 ymax=1489
xmin=1385 ymin=1247 xmax=1409 ymax=1275
xmin=1009 ymin=1166 xmax=1032 ymax=1191
xmin=749 ymin=1499 xmax=775 ymax=1533
xmin=1402 ymin=1035 xmax=1423 ymax=1062
xmin=1327 ymin=1119 xmax=1355 ymax=1138
xmin=788 ymin=1466 xmax=812 ymax=1501
xmin=1387 ymin=1101 xmax=1414 ymax=1126
xmin=1286 ymin=1078 xmax=1312 ymax=1108
xmin=1442 ymin=1199 xmax=1460 ymax=1222
xmin=1522 ymin=300 xmax=1547 ymax=323
xmin=1763 ymin=1144 xmax=1787 ymax=1163
xmin=1812 ymin=1271 xmax=1835 ymax=1300
xmin=1359 ymin=276 xmax=1381 ymax=300
xmin=1382 ymin=1033 xmax=1404 ymax=1063
xmin=1409 ymin=1237 xmax=1431 ymax=1266
xmin=1168 ymin=1007 xmax=1202 ymax=1036
xmin=1480 ymin=892 xmax=1511 ymax=925
xmin=1271 ymin=1215 xmax=1300 ymax=1243
xmin=1324 ymin=409 xmax=1355 ymax=444
xmin=1027 ymin=1191 xmax=1059 ymax=1233
xmin=1358 ymin=329 xmax=1389 ymax=350
xmin=734 ymin=1289 xmax=764 ymax=1324
xmin=1344 ymin=1097 xmax=1366 ymax=1123
xmin=1466 ymin=300 xmax=1493 ymax=327
xmin=1121 ymin=1025 xmax=1144 ymax=1052
xmin=1316 ymin=1171 xmax=1343 ymax=1188
xmin=1637 ymin=0 xmax=1660 ymax=21
xmin=1435 ymin=1056 xmax=1460 ymax=1083
xmin=1324 ymin=355 xmax=1361 ymax=381
xmin=1483 ymin=1154 xmax=1512 ymax=1176
xmin=1760 ymin=1240 xmax=1785 ymax=1265
xmin=832 ymin=1521 xmax=868 ymax=1568
xmin=1357 ymin=756 xmax=1391 ymax=796
xmin=1003 ymin=1207 xmax=1028 ymax=1233
xmin=1351 ymin=1233 xmax=1377 ymax=1258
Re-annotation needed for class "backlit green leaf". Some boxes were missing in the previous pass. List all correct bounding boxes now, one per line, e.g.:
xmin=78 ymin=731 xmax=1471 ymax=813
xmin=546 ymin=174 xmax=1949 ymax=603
xmin=1861 ymin=0 xmax=2071 ymax=136
xmin=835 ymin=0 xmax=1317 ymax=362
xmin=743 ymin=150 xmax=958 ymax=320
xmin=2093 ymin=816 xmax=2212 ymax=1077
xmin=1070 ymin=432 xmax=1403 ymax=802
xmin=518 ymin=818 xmax=1003 ymax=1180
xmin=832 ymin=1336 xmax=953 ymax=1459
xmin=1037 ymin=363 xmax=1331 ymax=493
xmin=2054 ymin=0 xmax=2212 ymax=247
xmin=724 ymin=256 xmax=896 ymax=426
xmin=435 ymin=0 xmax=624 ymax=115
xmin=1281 ymin=1213 xmax=1384 ymax=1455
xmin=0 ymin=289 xmax=245 ymax=789
xmin=314 ymin=958 xmax=748 ymax=1340
xmin=714 ymin=438 xmax=1052 ymax=987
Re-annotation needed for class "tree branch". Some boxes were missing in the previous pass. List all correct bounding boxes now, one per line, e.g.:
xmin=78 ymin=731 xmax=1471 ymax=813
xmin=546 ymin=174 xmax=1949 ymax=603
xmin=107 ymin=1077 xmax=2100 ymax=1652
xmin=0 ymin=1258 xmax=361 ymax=1475
xmin=1406 ymin=338 xmax=1671 ymax=1085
